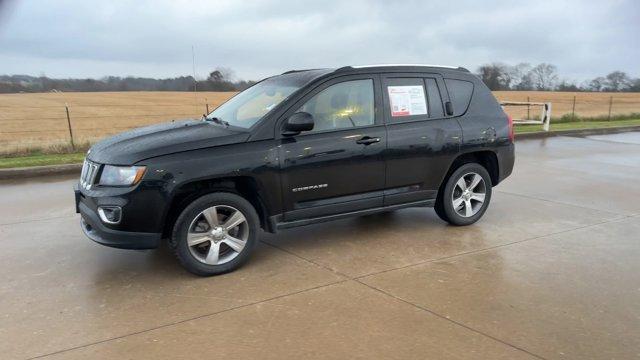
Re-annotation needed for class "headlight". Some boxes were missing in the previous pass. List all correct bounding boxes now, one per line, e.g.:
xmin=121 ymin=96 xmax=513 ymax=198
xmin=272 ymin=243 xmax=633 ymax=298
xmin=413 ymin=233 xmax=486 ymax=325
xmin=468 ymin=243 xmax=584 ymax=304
xmin=99 ymin=165 xmax=146 ymax=186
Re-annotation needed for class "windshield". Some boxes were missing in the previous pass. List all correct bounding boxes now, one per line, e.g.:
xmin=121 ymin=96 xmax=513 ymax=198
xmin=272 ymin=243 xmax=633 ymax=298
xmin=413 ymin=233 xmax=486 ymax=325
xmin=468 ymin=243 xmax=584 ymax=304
xmin=205 ymin=72 xmax=322 ymax=129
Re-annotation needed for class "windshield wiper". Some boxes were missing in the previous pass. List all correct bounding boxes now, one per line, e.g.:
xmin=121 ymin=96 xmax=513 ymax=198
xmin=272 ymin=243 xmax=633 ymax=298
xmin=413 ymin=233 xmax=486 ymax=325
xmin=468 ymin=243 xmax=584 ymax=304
xmin=204 ymin=116 xmax=230 ymax=127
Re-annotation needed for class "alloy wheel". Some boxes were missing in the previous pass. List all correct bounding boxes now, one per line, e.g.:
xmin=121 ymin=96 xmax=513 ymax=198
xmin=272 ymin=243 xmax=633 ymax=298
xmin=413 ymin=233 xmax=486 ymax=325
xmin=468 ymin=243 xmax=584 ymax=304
xmin=451 ymin=172 xmax=486 ymax=218
xmin=187 ymin=205 xmax=249 ymax=265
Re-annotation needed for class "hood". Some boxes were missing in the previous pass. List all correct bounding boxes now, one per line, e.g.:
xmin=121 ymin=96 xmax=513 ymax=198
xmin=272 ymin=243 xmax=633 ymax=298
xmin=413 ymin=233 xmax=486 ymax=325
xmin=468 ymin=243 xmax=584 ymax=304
xmin=87 ymin=119 xmax=250 ymax=164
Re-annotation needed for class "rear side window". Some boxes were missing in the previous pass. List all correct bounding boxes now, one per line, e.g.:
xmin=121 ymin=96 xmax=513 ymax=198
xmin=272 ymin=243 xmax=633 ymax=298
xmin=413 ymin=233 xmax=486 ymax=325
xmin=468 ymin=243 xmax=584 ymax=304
xmin=444 ymin=79 xmax=474 ymax=116
xmin=425 ymin=78 xmax=444 ymax=118
xmin=385 ymin=78 xmax=428 ymax=121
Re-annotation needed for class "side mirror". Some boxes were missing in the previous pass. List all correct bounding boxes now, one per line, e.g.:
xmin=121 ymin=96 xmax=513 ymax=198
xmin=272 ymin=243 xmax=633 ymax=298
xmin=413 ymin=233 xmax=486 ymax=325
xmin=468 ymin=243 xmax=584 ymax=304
xmin=445 ymin=101 xmax=454 ymax=116
xmin=283 ymin=112 xmax=314 ymax=136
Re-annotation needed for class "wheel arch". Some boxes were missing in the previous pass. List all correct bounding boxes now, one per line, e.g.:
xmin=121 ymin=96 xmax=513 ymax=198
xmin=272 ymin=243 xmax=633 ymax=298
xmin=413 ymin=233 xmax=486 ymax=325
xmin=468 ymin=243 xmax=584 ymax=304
xmin=161 ymin=176 xmax=272 ymax=240
xmin=441 ymin=150 xmax=500 ymax=189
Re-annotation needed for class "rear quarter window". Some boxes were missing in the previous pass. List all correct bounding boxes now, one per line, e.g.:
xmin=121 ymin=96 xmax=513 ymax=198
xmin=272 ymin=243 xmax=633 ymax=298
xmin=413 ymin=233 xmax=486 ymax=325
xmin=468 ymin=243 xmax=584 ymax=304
xmin=444 ymin=79 xmax=474 ymax=116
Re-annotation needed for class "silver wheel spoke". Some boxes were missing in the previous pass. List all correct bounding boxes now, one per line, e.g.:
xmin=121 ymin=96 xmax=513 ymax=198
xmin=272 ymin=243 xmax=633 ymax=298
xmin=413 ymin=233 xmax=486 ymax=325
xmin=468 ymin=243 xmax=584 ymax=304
xmin=464 ymin=200 xmax=473 ymax=217
xmin=223 ymin=210 xmax=246 ymax=230
xmin=468 ymin=174 xmax=481 ymax=190
xmin=451 ymin=171 xmax=487 ymax=218
xmin=202 ymin=207 xmax=219 ymax=227
xmin=223 ymin=235 xmax=246 ymax=253
xmin=187 ymin=233 xmax=210 ymax=247
xmin=187 ymin=204 xmax=250 ymax=266
xmin=471 ymin=192 xmax=485 ymax=203
xmin=205 ymin=243 xmax=220 ymax=264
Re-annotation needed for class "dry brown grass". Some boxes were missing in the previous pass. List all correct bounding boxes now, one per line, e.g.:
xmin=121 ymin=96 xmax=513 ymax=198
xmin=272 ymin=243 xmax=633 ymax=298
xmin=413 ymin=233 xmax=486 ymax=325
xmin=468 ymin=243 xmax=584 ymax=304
xmin=1 ymin=90 xmax=639 ymax=155
xmin=0 ymin=91 xmax=235 ymax=154
xmin=494 ymin=91 xmax=640 ymax=120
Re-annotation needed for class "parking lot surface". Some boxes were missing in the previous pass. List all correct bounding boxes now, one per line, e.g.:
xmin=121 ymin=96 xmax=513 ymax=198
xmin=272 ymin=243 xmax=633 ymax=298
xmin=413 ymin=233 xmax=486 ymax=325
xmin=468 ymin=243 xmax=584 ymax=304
xmin=1 ymin=132 xmax=639 ymax=360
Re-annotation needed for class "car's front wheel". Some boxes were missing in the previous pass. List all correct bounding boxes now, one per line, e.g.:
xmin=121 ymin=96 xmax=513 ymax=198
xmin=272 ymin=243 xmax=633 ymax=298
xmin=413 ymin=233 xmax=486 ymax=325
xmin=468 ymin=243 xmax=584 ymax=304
xmin=172 ymin=192 xmax=259 ymax=276
xmin=435 ymin=163 xmax=492 ymax=226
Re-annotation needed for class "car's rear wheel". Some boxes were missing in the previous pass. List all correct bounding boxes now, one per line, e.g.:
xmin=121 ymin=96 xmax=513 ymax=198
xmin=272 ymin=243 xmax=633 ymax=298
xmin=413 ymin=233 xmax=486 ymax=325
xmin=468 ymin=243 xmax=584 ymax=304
xmin=435 ymin=163 xmax=492 ymax=226
xmin=172 ymin=192 xmax=259 ymax=276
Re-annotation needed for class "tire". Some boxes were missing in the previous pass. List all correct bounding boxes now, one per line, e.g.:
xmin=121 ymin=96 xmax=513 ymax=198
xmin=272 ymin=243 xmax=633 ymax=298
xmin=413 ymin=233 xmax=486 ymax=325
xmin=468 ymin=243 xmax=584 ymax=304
xmin=434 ymin=163 xmax=492 ymax=226
xmin=172 ymin=192 xmax=259 ymax=276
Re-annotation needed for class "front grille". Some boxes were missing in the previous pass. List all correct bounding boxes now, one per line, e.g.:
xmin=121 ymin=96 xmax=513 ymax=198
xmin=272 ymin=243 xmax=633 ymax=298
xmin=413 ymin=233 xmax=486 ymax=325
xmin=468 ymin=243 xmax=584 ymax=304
xmin=80 ymin=160 xmax=100 ymax=189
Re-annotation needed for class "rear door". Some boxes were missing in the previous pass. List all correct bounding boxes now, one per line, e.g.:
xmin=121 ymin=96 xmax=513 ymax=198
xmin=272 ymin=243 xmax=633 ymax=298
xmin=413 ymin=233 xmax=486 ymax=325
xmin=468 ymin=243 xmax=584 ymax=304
xmin=278 ymin=75 xmax=387 ymax=221
xmin=382 ymin=73 xmax=462 ymax=205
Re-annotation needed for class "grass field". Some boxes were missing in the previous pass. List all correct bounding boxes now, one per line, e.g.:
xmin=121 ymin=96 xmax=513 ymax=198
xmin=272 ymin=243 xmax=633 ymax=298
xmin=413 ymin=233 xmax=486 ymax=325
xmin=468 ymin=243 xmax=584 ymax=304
xmin=493 ymin=91 xmax=640 ymax=120
xmin=1 ymin=90 xmax=639 ymax=155
xmin=0 ymin=91 xmax=234 ymax=155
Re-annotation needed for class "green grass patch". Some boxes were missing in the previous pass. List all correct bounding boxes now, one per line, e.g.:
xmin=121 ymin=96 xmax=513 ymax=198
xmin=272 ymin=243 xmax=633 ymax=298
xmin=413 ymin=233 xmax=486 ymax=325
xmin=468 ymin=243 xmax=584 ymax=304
xmin=552 ymin=112 xmax=640 ymax=123
xmin=516 ymin=118 xmax=640 ymax=134
xmin=0 ymin=152 xmax=85 ymax=169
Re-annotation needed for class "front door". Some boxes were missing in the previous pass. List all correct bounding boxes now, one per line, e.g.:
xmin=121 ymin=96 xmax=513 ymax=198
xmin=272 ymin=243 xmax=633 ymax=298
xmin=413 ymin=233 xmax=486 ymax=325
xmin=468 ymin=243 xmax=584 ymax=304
xmin=279 ymin=76 xmax=386 ymax=221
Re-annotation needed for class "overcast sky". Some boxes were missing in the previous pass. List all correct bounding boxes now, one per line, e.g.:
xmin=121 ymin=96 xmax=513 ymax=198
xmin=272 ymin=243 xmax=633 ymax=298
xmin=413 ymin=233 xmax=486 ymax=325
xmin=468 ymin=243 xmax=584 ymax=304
xmin=0 ymin=0 xmax=638 ymax=82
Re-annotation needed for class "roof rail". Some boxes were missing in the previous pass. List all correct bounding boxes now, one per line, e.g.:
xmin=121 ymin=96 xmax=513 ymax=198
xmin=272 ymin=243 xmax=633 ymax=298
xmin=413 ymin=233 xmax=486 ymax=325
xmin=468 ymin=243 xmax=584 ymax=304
xmin=337 ymin=64 xmax=470 ymax=72
xmin=281 ymin=68 xmax=328 ymax=75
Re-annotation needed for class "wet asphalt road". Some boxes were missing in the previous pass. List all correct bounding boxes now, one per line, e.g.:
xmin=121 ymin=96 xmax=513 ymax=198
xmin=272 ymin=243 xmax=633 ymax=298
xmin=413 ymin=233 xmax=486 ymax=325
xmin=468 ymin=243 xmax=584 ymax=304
xmin=1 ymin=132 xmax=639 ymax=359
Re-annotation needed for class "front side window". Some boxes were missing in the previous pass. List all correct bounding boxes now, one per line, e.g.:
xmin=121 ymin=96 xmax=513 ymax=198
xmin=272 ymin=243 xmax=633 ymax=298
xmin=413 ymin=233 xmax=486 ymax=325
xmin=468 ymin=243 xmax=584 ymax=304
xmin=206 ymin=72 xmax=322 ymax=129
xmin=297 ymin=79 xmax=374 ymax=132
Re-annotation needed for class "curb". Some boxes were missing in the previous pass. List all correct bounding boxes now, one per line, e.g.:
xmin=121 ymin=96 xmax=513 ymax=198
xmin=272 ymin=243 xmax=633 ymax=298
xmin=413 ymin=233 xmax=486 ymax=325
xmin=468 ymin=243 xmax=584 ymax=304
xmin=516 ymin=125 xmax=640 ymax=140
xmin=1 ymin=125 xmax=639 ymax=180
xmin=0 ymin=163 xmax=82 ymax=180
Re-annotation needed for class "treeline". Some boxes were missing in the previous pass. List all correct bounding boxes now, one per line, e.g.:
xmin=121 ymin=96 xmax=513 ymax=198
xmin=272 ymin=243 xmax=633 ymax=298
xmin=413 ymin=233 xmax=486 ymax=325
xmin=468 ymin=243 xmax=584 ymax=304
xmin=3 ymin=64 xmax=639 ymax=93
xmin=476 ymin=63 xmax=640 ymax=92
xmin=0 ymin=68 xmax=255 ymax=93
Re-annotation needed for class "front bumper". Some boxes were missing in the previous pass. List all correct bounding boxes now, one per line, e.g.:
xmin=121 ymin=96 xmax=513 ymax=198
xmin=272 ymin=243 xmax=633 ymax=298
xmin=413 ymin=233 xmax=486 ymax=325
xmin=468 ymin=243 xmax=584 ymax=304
xmin=75 ymin=186 xmax=161 ymax=250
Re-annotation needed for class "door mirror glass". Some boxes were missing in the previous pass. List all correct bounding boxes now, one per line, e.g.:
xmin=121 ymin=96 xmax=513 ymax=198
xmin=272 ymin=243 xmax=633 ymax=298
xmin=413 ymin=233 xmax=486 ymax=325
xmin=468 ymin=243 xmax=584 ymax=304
xmin=283 ymin=112 xmax=314 ymax=135
xmin=445 ymin=101 xmax=454 ymax=116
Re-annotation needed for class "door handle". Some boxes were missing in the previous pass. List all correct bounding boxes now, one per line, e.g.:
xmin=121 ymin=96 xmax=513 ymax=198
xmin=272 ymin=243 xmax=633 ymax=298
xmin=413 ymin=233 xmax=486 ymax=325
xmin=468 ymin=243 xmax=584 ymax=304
xmin=356 ymin=136 xmax=381 ymax=145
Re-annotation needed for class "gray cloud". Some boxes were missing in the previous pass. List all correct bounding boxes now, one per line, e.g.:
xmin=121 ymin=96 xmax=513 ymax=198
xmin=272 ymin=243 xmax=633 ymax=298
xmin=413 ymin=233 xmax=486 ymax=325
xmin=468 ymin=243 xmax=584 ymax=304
xmin=0 ymin=0 xmax=638 ymax=81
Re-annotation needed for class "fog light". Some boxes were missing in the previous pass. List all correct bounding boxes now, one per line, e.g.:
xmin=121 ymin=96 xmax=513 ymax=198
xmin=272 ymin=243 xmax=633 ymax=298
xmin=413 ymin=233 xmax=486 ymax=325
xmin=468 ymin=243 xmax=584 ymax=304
xmin=98 ymin=206 xmax=122 ymax=224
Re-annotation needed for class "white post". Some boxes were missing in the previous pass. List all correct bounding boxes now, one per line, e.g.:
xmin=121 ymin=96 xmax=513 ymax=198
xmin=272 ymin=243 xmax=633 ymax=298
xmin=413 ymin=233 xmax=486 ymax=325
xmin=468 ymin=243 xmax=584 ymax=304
xmin=542 ymin=102 xmax=551 ymax=131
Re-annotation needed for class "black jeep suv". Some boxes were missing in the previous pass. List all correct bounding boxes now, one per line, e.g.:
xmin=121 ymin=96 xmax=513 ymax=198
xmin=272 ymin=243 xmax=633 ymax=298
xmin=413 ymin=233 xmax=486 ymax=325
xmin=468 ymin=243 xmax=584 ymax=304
xmin=75 ymin=64 xmax=515 ymax=276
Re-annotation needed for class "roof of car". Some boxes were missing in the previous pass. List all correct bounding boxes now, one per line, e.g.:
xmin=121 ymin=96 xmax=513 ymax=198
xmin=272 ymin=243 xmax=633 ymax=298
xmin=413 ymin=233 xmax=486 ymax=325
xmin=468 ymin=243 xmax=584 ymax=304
xmin=281 ymin=64 xmax=470 ymax=76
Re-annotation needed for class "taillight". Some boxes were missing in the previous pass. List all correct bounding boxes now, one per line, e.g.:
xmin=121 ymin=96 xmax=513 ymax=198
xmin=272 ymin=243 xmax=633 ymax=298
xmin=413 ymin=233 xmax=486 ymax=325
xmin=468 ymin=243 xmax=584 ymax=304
xmin=507 ymin=114 xmax=514 ymax=142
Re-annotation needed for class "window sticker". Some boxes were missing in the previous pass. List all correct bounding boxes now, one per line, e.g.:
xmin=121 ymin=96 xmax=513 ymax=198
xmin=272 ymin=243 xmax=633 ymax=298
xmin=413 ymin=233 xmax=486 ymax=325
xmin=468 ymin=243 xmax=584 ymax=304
xmin=388 ymin=86 xmax=427 ymax=117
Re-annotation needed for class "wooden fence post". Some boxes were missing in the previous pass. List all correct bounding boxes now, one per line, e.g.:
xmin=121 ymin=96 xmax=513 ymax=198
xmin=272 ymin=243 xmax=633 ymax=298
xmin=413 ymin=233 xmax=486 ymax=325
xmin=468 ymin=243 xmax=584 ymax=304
xmin=571 ymin=95 xmax=576 ymax=119
xmin=608 ymin=96 xmax=613 ymax=121
xmin=65 ymin=103 xmax=75 ymax=150
xmin=526 ymin=96 xmax=530 ymax=119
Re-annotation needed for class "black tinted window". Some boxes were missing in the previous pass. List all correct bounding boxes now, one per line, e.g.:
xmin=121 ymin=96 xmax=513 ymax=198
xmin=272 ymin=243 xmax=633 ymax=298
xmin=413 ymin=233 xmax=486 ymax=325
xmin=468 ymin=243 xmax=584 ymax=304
xmin=444 ymin=79 xmax=474 ymax=116
xmin=425 ymin=78 xmax=444 ymax=118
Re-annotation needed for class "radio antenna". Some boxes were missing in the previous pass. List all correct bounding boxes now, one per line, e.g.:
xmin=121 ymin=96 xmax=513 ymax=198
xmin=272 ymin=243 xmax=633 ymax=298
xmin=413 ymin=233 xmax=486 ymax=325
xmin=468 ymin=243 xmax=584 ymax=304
xmin=191 ymin=45 xmax=198 ymax=114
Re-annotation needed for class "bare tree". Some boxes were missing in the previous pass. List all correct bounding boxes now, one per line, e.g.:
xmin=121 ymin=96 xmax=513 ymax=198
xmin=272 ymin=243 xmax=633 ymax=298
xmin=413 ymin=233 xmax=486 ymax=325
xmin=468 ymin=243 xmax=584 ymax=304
xmin=476 ymin=63 xmax=510 ymax=90
xmin=587 ymin=77 xmax=606 ymax=91
xmin=510 ymin=63 xmax=533 ymax=90
xmin=207 ymin=70 xmax=224 ymax=82
xmin=604 ymin=71 xmax=631 ymax=91
xmin=529 ymin=63 xmax=558 ymax=90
